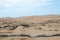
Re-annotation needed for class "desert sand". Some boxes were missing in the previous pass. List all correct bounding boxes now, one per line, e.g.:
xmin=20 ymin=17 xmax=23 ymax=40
xmin=0 ymin=15 xmax=60 ymax=40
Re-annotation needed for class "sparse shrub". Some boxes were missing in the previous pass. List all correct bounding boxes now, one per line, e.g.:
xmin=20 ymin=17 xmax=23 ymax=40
xmin=54 ymin=29 xmax=58 ymax=31
xmin=34 ymin=34 xmax=52 ymax=38
xmin=0 ymin=34 xmax=8 ymax=37
xmin=40 ymin=23 xmax=46 ymax=26
xmin=49 ymin=29 xmax=52 ymax=31
xmin=39 ymin=27 xmax=42 ymax=30
xmin=20 ymin=23 xmax=30 ymax=28
xmin=19 ymin=34 xmax=31 ymax=37
xmin=52 ymin=34 xmax=60 ymax=36
xmin=3 ymin=25 xmax=17 ymax=30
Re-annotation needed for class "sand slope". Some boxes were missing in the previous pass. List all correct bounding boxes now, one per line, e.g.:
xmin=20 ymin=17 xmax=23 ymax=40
xmin=0 ymin=15 xmax=60 ymax=40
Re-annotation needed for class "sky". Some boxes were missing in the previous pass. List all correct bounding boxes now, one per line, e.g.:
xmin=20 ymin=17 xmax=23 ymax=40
xmin=0 ymin=0 xmax=60 ymax=17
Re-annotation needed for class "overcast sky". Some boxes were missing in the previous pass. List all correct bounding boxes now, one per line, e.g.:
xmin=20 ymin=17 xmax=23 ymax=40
xmin=0 ymin=0 xmax=60 ymax=17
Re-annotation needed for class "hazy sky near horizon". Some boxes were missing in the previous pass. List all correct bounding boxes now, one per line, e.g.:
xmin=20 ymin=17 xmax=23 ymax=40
xmin=0 ymin=0 xmax=60 ymax=17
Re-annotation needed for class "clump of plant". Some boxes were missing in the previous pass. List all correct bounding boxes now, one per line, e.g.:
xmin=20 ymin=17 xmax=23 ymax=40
xmin=20 ymin=23 xmax=31 ymax=28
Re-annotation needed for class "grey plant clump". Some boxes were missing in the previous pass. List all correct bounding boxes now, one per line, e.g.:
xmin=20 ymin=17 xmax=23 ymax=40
xmin=2 ymin=25 xmax=17 ymax=30
xmin=31 ymin=34 xmax=53 ymax=38
xmin=20 ymin=23 xmax=31 ymax=28
xmin=52 ymin=33 xmax=60 ymax=36
xmin=0 ymin=34 xmax=31 ymax=37
xmin=18 ymin=34 xmax=31 ymax=37
xmin=0 ymin=33 xmax=60 ymax=38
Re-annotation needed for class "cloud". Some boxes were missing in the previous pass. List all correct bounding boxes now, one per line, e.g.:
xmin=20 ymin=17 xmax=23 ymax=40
xmin=0 ymin=0 xmax=53 ymax=9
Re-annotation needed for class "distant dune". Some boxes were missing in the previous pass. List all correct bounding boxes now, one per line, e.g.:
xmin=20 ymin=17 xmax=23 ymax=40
xmin=0 ymin=15 xmax=60 ymax=40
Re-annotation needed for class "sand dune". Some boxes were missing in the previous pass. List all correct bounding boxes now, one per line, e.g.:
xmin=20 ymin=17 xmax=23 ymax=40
xmin=0 ymin=15 xmax=60 ymax=40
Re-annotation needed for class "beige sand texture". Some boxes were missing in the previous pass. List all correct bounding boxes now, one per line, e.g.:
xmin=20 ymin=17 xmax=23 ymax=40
xmin=0 ymin=15 xmax=60 ymax=40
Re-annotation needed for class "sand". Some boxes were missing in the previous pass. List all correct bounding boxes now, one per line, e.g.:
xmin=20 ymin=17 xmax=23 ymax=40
xmin=0 ymin=15 xmax=60 ymax=40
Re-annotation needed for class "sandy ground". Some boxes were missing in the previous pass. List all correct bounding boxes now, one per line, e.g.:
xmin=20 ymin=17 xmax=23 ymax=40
xmin=0 ymin=15 xmax=60 ymax=40
xmin=0 ymin=36 xmax=60 ymax=40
